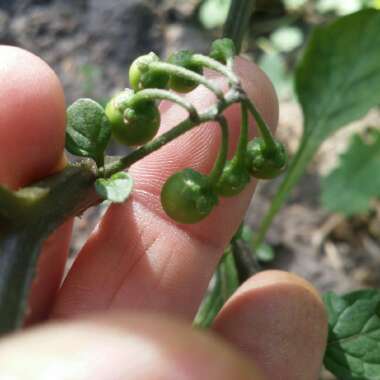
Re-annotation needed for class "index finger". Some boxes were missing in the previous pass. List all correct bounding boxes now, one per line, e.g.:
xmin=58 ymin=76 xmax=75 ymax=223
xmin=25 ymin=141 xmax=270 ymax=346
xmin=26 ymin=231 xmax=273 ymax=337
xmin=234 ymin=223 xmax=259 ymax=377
xmin=52 ymin=57 xmax=279 ymax=320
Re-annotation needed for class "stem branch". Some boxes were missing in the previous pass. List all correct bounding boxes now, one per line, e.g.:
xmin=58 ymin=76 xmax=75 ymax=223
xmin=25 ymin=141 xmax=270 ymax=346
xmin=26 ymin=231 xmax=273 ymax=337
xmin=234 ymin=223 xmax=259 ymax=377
xmin=150 ymin=62 xmax=225 ymax=99
xmin=208 ymin=116 xmax=229 ymax=185
xmin=223 ymin=0 xmax=255 ymax=54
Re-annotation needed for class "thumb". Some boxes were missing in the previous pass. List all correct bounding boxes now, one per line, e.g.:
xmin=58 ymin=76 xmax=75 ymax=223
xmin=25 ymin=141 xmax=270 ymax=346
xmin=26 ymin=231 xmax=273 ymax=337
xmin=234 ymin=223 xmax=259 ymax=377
xmin=0 ymin=45 xmax=71 ymax=323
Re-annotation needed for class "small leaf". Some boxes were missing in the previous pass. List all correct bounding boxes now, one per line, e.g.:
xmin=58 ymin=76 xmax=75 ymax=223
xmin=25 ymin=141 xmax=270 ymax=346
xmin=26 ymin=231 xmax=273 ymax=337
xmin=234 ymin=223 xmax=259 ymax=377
xmin=324 ymin=290 xmax=380 ymax=380
xmin=95 ymin=172 xmax=133 ymax=203
xmin=322 ymin=130 xmax=380 ymax=215
xmin=65 ymin=98 xmax=111 ymax=166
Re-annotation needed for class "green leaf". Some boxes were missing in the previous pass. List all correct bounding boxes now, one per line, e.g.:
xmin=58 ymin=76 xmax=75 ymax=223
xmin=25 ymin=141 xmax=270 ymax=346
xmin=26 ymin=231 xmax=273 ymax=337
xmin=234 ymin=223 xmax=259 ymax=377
xmin=324 ymin=290 xmax=380 ymax=380
xmin=65 ymin=98 xmax=111 ymax=166
xmin=254 ymin=10 xmax=380 ymax=248
xmin=322 ymin=130 xmax=380 ymax=215
xmin=297 ymin=9 xmax=380 ymax=140
xmin=95 ymin=172 xmax=133 ymax=203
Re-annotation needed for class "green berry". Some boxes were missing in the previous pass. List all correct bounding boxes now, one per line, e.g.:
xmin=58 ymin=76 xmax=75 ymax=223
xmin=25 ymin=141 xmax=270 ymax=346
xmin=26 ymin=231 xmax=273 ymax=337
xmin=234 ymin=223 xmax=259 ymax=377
xmin=246 ymin=138 xmax=287 ymax=179
xmin=105 ymin=90 xmax=160 ymax=146
xmin=215 ymin=159 xmax=250 ymax=197
xmin=129 ymin=52 xmax=169 ymax=91
xmin=167 ymin=50 xmax=203 ymax=93
xmin=161 ymin=169 xmax=218 ymax=224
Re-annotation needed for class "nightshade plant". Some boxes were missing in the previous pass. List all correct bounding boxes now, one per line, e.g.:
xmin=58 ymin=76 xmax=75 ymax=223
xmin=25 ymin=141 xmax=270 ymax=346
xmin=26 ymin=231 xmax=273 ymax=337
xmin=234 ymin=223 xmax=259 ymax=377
xmin=1 ymin=2 xmax=380 ymax=379
xmin=0 ymin=35 xmax=287 ymax=335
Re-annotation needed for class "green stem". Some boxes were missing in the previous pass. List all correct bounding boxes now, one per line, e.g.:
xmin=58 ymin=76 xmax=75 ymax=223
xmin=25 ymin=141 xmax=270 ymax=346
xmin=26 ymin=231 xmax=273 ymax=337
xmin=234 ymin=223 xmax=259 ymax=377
xmin=149 ymin=62 xmax=225 ymax=99
xmin=104 ymin=90 xmax=241 ymax=177
xmin=235 ymin=103 xmax=249 ymax=164
xmin=245 ymin=98 xmax=277 ymax=152
xmin=208 ymin=116 xmax=229 ymax=185
xmin=191 ymin=54 xmax=239 ymax=85
xmin=223 ymin=0 xmax=255 ymax=54
xmin=128 ymin=88 xmax=199 ymax=121
xmin=253 ymin=139 xmax=317 ymax=248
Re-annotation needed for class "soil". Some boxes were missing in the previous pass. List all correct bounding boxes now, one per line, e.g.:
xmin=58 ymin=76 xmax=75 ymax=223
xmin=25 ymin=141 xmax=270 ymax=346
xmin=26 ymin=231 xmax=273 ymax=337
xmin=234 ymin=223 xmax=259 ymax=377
xmin=2 ymin=2 xmax=380 ymax=379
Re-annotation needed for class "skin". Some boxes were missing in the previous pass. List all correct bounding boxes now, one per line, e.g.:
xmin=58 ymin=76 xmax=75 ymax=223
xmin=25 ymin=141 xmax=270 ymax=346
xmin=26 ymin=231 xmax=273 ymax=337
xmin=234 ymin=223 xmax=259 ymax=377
xmin=0 ymin=46 xmax=328 ymax=380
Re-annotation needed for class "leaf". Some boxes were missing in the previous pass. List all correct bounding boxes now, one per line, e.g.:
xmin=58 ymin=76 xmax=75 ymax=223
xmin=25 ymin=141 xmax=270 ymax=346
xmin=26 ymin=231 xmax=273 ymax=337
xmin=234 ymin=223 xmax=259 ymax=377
xmin=297 ymin=9 xmax=380 ymax=140
xmin=322 ymin=129 xmax=380 ymax=215
xmin=255 ymin=10 xmax=380 ymax=248
xmin=95 ymin=172 xmax=133 ymax=203
xmin=65 ymin=98 xmax=111 ymax=166
xmin=324 ymin=290 xmax=380 ymax=380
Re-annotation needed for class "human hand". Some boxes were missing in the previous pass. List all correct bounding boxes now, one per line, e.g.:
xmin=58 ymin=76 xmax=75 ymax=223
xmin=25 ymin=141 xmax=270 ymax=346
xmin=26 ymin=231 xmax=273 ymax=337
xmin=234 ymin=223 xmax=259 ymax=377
xmin=0 ymin=46 xmax=327 ymax=380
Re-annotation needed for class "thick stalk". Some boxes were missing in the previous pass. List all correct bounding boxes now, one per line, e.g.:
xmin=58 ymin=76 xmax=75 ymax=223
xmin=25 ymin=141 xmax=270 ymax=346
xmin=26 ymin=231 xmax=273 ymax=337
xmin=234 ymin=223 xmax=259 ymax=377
xmin=0 ymin=166 xmax=97 ymax=334
xmin=223 ymin=0 xmax=255 ymax=53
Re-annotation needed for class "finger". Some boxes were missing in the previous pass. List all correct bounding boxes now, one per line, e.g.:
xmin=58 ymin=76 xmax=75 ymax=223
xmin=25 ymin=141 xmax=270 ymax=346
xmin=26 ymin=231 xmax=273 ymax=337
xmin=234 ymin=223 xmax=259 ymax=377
xmin=0 ymin=312 xmax=265 ymax=380
xmin=0 ymin=46 xmax=71 ymax=322
xmin=53 ymin=57 xmax=278 ymax=319
xmin=212 ymin=271 xmax=328 ymax=380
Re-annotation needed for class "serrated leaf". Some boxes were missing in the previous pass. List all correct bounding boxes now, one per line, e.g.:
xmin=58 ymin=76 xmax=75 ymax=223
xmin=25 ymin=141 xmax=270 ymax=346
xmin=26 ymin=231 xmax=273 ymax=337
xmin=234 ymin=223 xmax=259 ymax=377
xmin=95 ymin=172 xmax=133 ymax=203
xmin=65 ymin=98 xmax=111 ymax=166
xmin=324 ymin=290 xmax=380 ymax=380
xmin=322 ymin=130 xmax=380 ymax=215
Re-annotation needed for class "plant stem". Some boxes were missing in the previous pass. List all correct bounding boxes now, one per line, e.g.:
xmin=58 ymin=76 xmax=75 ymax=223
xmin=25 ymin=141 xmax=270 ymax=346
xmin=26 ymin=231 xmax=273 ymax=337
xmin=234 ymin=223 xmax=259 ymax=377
xmin=104 ymin=90 xmax=241 ymax=177
xmin=191 ymin=54 xmax=239 ymax=85
xmin=235 ymin=104 xmax=249 ymax=164
xmin=149 ymin=62 xmax=224 ymax=99
xmin=223 ymin=0 xmax=255 ymax=54
xmin=245 ymin=98 xmax=277 ymax=152
xmin=128 ymin=89 xmax=199 ymax=121
xmin=253 ymin=138 xmax=318 ymax=248
xmin=0 ymin=165 xmax=97 ymax=334
xmin=208 ymin=116 xmax=229 ymax=185
xmin=231 ymin=238 xmax=260 ymax=283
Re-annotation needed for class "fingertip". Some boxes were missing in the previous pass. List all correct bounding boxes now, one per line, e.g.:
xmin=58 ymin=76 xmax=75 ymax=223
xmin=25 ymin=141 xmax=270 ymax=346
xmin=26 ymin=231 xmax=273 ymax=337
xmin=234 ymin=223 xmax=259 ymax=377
xmin=213 ymin=270 xmax=328 ymax=380
xmin=0 ymin=45 xmax=66 ymax=189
